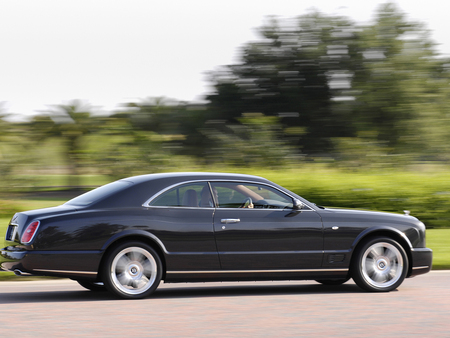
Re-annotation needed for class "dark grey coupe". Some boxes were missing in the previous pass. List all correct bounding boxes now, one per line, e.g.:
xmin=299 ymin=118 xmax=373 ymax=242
xmin=1 ymin=172 xmax=432 ymax=298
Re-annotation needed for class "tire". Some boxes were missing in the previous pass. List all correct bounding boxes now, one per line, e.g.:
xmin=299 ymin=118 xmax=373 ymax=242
xmin=102 ymin=241 xmax=162 ymax=299
xmin=76 ymin=280 xmax=106 ymax=292
xmin=352 ymin=236 xmax=408 ymax=292
xmin=315 ymin=277 xmax=350 ymax=286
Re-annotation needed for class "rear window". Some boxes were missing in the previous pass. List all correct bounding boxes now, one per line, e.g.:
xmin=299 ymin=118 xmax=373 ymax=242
xmin=65 ymin=181 xmax=133 ymax=206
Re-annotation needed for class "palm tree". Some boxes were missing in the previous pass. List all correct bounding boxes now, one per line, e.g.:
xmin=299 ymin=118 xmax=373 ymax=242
xmin=32 ymin=100 xmax=96 ymax=187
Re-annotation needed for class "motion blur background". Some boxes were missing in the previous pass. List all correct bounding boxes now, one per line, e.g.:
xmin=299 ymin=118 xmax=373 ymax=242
xmin=2 ymin=1 xmax=450 ymax=231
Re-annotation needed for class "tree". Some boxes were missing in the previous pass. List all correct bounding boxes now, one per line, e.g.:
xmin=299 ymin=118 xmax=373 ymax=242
xmin=201 ymin=113 xmax=297 ymax=167
xmin=30 ymin=100 xmax=97 ymax=187
xmin=350 ymin=3 xmax=446 ymax=156
xmin=206 ymin=13 xmax=360 ymax=155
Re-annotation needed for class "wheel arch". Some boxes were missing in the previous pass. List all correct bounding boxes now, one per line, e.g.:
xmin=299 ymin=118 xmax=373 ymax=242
xmin=350 ymin=229 xmax=413 ymax=278
xmin=98 ymin=231 xmax=168 ymax=281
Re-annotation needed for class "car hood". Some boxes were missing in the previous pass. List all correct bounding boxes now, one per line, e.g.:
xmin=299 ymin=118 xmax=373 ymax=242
xmin=320 ymin=207 xmax=422 ymax=225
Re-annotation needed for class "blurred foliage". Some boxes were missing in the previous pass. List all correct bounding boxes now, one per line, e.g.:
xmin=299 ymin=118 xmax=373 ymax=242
xmin=260 ymin=167 xmax=450 ymax=229
xmin=201 ymin=113 xmax=298 ymax=167
xmin=206 ymin=12 xmax=356 ymax=154
xmin=29 ymin=100 xmax=100 ymax=187
xmin=1 ymin=3 xmax=450 ymax=228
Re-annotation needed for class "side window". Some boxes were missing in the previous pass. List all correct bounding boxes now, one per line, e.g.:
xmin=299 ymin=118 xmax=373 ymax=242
xmin=210 ymin=182 xmax=293 ymax=209
xmin=149 ymin=182 xmax=213 ymax=208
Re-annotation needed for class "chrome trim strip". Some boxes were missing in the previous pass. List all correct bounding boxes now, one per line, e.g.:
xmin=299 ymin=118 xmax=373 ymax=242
xmin=217 ymin=250 xmax=323 ymax=255
xmin=142 ymin=180 xmax=207 ymax=207
xmin=167 ymin=268 xmax=349 ymax=274
xmin=6 ymin=225 xmax=18 ymax=242
xmin=33 ymin=269 xmax=97 ymax=275
xmin=412 ymin=266 xmax=429 ymax=270
xmin=221 ymin=218 xmax=240 ymax=224
xmin=142 ymin=205 xmax=214 ymax=210
xmin=142 ymin=179 xmax=314 ymax=210
xmin=11 ymin=226 xmax=18 ymax=241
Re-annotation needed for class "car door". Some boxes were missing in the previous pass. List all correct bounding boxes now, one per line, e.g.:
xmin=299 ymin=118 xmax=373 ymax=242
xmin=210 ymin=181 xmax=323 ymax=270
xmin=146 ymin=181 xmax=220 ymax=271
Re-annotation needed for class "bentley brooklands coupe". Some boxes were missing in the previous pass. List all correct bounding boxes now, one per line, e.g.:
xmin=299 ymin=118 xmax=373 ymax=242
xmin=1 ymin=172 xmax=432 ymax=298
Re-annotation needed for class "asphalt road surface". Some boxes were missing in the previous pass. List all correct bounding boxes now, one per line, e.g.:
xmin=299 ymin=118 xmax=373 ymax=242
xmin=0 ymin=271 xmax=449 ymax=337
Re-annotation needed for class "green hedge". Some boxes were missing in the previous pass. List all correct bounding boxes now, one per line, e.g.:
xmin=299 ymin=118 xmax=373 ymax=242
xmin=256 ymin=168 xmax=450 ymax=229
xmin=1 ymin=168 xmax=450 ymax=228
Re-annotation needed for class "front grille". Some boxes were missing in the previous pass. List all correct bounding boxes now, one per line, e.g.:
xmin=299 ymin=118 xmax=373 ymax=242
xmin=5 ymin=225 xmax=18 ymax=242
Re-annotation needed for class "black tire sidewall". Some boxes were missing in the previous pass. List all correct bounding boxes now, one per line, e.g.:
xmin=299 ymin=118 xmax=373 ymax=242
xmin=102 ymin=241 xmax=162 ymax=299
xmin=352 ymin=236 xmax=408 ymax=292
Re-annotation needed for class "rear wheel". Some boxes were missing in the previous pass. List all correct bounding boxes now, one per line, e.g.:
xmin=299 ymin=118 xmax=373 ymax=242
xmin=352 ymin=237 xmax=408 ymax=292
xmin=102 ymin=241 xmax=162 ymax=299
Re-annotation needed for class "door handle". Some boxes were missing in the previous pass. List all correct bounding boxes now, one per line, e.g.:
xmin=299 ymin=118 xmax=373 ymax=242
xmin=221 ymin=218 xmax=240 ymax=224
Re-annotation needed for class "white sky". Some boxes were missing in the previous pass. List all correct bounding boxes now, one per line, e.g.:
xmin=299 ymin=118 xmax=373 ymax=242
xmin=1 ymin=0 xmax=450 ymax=119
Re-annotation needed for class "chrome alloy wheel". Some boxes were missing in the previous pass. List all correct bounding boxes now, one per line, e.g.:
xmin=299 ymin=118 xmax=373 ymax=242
xmin=110 ymin=246 xmax=158 ymax=295
xmin=361 ymin=242 xmax=403 ymax=289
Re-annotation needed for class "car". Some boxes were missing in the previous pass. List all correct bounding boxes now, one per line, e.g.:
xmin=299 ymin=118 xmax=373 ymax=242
xmin=1 ymin=172 xmax=432 ymax=298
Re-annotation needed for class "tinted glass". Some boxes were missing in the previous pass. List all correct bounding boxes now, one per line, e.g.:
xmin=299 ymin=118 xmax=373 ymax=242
xmin=65 ymin=181 xmax=133 ymax=206
xmin=210 ymin=182 xmax=293 ymax=209
xmin=150 ymin=182 xmax=212 ymax=208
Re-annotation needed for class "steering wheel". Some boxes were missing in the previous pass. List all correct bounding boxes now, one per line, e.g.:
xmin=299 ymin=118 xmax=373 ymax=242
xmin=240 ymin=197 xmax=253 ymax=208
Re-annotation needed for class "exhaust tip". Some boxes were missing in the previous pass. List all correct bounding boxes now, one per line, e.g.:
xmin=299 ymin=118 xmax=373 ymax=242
xmin=14 ymin=269 xmax=33 ymax=276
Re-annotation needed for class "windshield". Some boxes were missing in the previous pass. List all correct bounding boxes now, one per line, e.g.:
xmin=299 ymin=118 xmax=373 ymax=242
xmin=65 ymin=181 xmax=133 ymax=206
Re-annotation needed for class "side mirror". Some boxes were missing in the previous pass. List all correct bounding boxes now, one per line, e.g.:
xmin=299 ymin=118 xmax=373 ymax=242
xmin=293 ymin=199 xmax=305 ymax=210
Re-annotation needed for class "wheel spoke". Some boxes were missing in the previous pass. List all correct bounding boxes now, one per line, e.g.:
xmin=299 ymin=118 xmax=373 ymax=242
xmin=385 ymin=248 xmax=398 ymax=262
xmin=115 ymin=255 xmax=130 ymax=272
xmin=131 ymin=279 xmax=141 ymax=289
xmin=117 ymin=272 xmax=132 ymax=286
xmin=387 ymin=269 xmax=395 ymax=281
xmin=369 ymin=246 xmax=383 ymax=259
xmin=139 ymin=275 xmax=149 ymax=286
xmin=142 ymin=260 xmax=155 ymax=276
xmin=371 ymin=270 xmax=382 ymax=282
xmin=128 ymin=250 xmax=141 ymax=263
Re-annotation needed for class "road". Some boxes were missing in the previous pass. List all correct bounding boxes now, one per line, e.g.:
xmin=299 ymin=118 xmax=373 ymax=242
xmin=0 ymin=271 xmax=449 ymax=337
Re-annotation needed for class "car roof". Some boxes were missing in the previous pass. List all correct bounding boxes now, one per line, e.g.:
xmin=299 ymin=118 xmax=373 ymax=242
xmin=121 ymin=172 xmax=268 ymax=184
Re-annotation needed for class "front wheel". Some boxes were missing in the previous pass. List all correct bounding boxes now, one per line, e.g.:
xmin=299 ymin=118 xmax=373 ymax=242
xmin=352 ymin=237 xmax=408 ymax=292
xmin=102 ymin=241 xmax=162 ymax=299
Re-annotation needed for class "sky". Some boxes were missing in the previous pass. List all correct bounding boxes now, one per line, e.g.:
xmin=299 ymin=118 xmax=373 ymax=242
xmin=1 ymin=0 xmax=450 ymax=120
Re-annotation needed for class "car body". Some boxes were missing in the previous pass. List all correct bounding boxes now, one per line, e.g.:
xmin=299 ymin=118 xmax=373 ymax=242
xmin=1 ymin=172 xmax=432 ymax=298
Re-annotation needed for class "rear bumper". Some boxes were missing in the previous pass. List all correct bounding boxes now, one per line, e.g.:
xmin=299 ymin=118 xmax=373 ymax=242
xmin=0 ymin=247 xmax=27 ymax=272
xmin=1 ymin=247 xmax=101 ymax=279
xmin=409 ymin=248 xmax=433 ymax=277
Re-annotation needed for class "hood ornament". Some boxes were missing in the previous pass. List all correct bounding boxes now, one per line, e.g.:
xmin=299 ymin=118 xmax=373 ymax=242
xmin=403 ymin=210 xmax=411 ymax=216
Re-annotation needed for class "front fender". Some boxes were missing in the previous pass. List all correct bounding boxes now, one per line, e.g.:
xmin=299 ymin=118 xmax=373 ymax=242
xmin=351 ymin=225 xmax=415 ymax=250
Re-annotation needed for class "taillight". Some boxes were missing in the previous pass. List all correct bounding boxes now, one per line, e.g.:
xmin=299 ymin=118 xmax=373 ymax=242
xmin=21 ymin=221 xmax=40 ymax=244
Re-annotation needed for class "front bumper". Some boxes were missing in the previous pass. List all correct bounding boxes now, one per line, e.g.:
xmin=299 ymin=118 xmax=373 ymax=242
xmin=409 ymin=248 xmax=433 ymax=277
